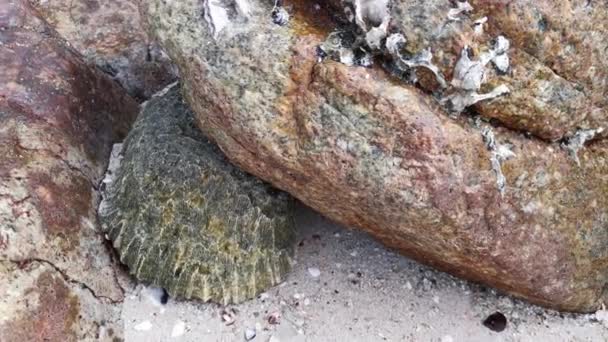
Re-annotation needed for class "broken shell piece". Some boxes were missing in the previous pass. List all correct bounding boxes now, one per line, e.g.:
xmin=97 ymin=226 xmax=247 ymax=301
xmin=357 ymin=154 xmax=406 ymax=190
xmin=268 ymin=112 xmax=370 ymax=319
xmin=482 ymin=126 xmax=516 ymax=195
xmin=244 ymin=327 xmax=257 ymax=341
xmin=448 ymin=1 xmax=474 ymax=21
xmin=267 ymin=311 xmax=281 ymax=325
xmin=473 ymin=17 xmax=488 ymax=36
xmin=445 ymin=84 xmax=511 ymax=113
xmin=492 ymin=36 xmax=510 ymax=55
xmin=220 ymin=308 xmax=237 ymax=325
xmin=272 ymin=7 xmax=290 ymax=26
xmin=352 ymin=0 xmax=391 ymax=30
xmin=365 ymin=24 xmax=388 ymax=51
xmin=452 ymin=46 xmax=487 ymax=91
xmin=394 ymin=49 xmax=448 ymax=89
xmin=319 ymin=32 xmax=354 ymax=66
xmin=492 ymin=54 xmax=510 ymax=74
xmin=561 ymin=128 xmax=604 ymax=165
xmin=385 ymin=33 xmax=406 ymax=56
xmin=203 ymin=0 xmax=251 ymax=39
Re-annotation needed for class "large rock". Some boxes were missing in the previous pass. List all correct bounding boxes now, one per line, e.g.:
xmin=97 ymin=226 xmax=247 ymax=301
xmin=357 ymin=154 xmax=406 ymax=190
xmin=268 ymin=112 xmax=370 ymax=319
xmin=29 ymin=0 xmax=177 ymax=100
xmin=100 ymin=85 xmax=296 ymax=304
xmin=143 ymin=0 xmax=608 ymax=311
xmin=0 ymin=1 xmax=138 ymax=340
xmin=326 ymin=0 xmax=606 ymax=142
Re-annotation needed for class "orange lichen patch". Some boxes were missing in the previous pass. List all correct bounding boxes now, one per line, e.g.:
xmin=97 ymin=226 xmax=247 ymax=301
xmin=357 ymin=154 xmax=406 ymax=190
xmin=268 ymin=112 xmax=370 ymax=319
xmin=283 ymin=0 xmax=336 ymax=37
xmin=2 ymin=269 xmax=80 ymax=342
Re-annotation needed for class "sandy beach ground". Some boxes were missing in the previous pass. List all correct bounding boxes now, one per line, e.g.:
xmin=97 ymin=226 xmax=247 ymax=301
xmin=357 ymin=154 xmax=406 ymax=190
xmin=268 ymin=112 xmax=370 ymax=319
xmin=119 ymin=204 xmax=608 ymax=342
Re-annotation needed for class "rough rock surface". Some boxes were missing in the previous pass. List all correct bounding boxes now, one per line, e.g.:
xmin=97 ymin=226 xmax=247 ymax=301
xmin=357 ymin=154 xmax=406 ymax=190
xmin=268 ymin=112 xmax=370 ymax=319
xmin=29 ymin=0 xmax=177 ymax=100
xmin=143 ymin=0 xmax=608 ymax=311
xmin=99 ymin=85 xmax=296 ymax=305
xmin=326 ymin=0 xmax=607 ymax=142
xmin=0 ymin=1 xmax=138 ymax=340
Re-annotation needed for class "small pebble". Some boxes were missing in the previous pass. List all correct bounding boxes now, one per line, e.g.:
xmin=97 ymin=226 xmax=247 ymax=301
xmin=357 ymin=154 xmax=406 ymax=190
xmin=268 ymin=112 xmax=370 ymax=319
xmin=441 ymin=335 xmax=454 ymax=342
xmin=244 ymin=328 xmax=256 ymax=341
xmin=308 ymin=267 xmax=321 ymax=278
xmin=134 ymin=320 xmax=153 ymax=331
xmin=483 ymin=312 xmax=508 ymax=332
xmin=268 ymin=311 xmax=281 ymax=325
xmin=171 ymin=320 xmax=186 ymax=338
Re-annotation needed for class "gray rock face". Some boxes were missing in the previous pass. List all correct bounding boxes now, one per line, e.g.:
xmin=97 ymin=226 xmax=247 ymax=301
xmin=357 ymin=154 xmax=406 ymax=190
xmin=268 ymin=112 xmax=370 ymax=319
xmin=142 ymin=0 xmax=608 ymax=311
xmin=100 ymin=85 xmax=296 ymax=304
xmin=0 ymin=1 xmax=139 ymax=340
xmin=30 ymin=0 xmax=177 ymax=100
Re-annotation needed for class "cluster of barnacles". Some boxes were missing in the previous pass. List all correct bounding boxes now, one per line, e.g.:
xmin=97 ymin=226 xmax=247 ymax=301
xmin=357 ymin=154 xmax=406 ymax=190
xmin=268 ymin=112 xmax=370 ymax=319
xmin=315 ymin=1 xmax=520 ymax=194
xmin=317 ymin=0 xmax=511 ymax=116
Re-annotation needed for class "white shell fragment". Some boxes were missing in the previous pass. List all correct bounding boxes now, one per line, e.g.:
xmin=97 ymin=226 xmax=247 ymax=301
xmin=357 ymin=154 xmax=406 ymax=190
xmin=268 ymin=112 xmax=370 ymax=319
xmin=203 ymin=0 xmax=251 ymax=39
xmin=171 ymin=320 xmax=186 ymax=338
xmin=134 ymin=320 xmax=153 ymax=331
xmin=448 ymin=1 xmax=474 ymax=21
xmin=271 ymin=0 xmax=289 ymax=26
xmin=482 ymin=126 xmax=516 ymax=195
xmin=308 ymin=267 xmax=321 ymax=278
xmin=445 ymin=36 xmax=512 ymax=113
xmin=473 ymin=16 xmax=488 ymax=35
xmin=561 ymin=128 xmax=604 ymax=165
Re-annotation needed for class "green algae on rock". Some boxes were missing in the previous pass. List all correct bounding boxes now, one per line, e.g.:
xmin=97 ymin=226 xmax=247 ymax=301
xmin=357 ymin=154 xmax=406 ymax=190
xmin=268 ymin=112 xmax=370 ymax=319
xmin=99 ymin=85 xmax=296 ymax=304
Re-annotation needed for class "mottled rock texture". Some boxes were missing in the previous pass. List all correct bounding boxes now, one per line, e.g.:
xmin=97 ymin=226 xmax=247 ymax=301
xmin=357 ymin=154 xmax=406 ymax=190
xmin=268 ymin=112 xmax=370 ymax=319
xmin=29 ymin=0 xmax=177 ymax=100
xmin=100 ymin=85 xmax=296 ymax=305
xmin=143 ymin=0 xmax=608 ymax=311
xmin=0 ymin=1 xmax=138 ymax=339
xmin=327 ymin=0 xmax=607 ymax=142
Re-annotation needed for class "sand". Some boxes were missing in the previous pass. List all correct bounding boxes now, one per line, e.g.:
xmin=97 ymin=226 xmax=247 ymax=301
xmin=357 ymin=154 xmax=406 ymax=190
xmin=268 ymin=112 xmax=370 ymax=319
xmin=119 ymin=204 xmax=608 ymax=342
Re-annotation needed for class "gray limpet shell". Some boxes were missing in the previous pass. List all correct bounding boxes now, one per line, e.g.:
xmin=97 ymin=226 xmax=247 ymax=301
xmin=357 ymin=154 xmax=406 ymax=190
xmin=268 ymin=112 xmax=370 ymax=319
xmin=100 ymin=85 xmax=296 ymax=304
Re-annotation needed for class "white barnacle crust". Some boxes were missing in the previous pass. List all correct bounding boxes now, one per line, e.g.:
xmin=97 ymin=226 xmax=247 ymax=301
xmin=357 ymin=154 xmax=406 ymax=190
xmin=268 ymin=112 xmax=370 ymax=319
xmin=352 ymin=0 xmax=391 ymax=30
xmin=445 ymin=36 xmax=511 ymax=113
xmin=394 ymin=49 xmax=448 ymax=88
xmin=448 ymin=1 xmax=474 ymax=21
xmin=385 ymin=33 xmax=406 ymax=56
xmin=445 ymin=84 xmax=510 ymax=113
xmin=271 ymin=0 xmax=289 ymax=26
xmin=203 ymin=0 xmax=251 ymax=39
xmin=561 ymin=128 xmax=604 ymax=165
xmin=482 ymin=126 xmax=515 ymax=195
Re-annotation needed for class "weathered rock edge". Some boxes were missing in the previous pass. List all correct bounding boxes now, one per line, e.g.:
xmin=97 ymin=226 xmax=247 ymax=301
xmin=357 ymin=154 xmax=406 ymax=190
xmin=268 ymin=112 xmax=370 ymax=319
xmin=142 ymin=0 xmax=608 ymax=312
xmin=100 ymin=85 xmax=296 ymax=305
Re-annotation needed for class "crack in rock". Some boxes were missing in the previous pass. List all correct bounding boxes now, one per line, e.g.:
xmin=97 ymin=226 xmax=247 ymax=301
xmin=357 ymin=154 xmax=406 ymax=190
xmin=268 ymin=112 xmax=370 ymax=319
xmin=7 ymin=258 xmax=124 ymax=304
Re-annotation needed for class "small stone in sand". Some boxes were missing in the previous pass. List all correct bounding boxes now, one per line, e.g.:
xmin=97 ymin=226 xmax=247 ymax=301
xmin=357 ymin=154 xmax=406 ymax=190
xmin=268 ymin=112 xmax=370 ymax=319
xmin=244 ymin=327 xmax=256 ymax=340
xmin=134 ymin=320 xmax=153 ymax=331
xmin=171 ymin=320 xmax=186 ymax=337
xmin=308 ymin=267 xmax=321 ymax=278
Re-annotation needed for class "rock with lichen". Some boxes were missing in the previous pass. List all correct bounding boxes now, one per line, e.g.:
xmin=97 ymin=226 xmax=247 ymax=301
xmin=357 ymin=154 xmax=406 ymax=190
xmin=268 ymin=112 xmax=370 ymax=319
xmin=0 ymin=1 xmax=138 ymax=340
xmin=99 ymin=85 xmax=296 ymax=305
xmin=142 ymin=0 xmax=608 ymax=312
xmin=29 ymin=0 xmax=177 ymax=100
